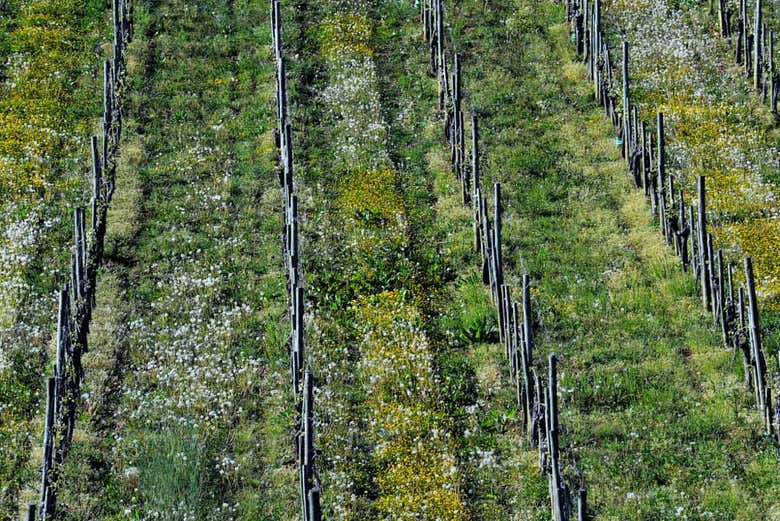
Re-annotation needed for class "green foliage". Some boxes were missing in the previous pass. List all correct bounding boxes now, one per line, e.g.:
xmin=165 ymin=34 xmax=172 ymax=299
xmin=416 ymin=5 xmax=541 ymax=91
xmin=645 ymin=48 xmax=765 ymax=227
xmin=452 ymin=274 xmax=499 ymax=344
xmin=135 ymin=425 xmax=208 ymax=519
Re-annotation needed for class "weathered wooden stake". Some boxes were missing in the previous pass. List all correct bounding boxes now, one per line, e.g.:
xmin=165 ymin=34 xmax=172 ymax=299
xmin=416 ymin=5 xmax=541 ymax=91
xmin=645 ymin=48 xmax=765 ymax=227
xmin=548 ymin=354 xmax=563 ymax=521
xmin=578 ymin=488 xmax=587 ymax=521
xmin=593 ymin=0 xmax=601 ymax=99
xmin=621 ymin=40 xmax=630 ymax=160
xmin=707 ymin=234 xmax=717 ymax=318
xmin=689 ymin=206 xmax=698 ymax=279
xmin=91 ymin=136 xmax=102 ymax=233
xmin=308 ymin=488 xmax=322 ymax=521
xmin=656 ymin=112 xmax=665 ymax=200
xmin=295 ymin=286 xmax=304 ymax=394
xmin=697 ymin=177 xmax=711 ymax=310
xmin=472 ymin=114 xmax=481 ymax=252
xmin=494 ymin=183 xmax=505 ymax=341
xmin=754 ymin=0 xmax=762 ymax=90
xmin=745 ymin=257 xmax=768 ymax=429
xmin=678 ymin=189 xmax=689 ymax=272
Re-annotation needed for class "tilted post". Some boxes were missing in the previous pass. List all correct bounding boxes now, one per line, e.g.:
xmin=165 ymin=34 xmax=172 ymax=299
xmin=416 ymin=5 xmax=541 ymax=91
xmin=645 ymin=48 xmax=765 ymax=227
xmin=39 ymin=377 xmax=56 ymax=520
xmin=91 ymin=136 xmax=102 ymax=233
xmin=521 ymin=274 xmax=534 ymax=436
xmin=697 ymin=177 xmax=711 ymax=310
xmin=493 ymin=183 xmax=505 ymax=341
xmin=745 ymin=257 xmax=769 ymax=430
xmin=472 ymin=114 xmax=481 ymax=251
xmin=548 ymin=354 xmax=563 ymax=521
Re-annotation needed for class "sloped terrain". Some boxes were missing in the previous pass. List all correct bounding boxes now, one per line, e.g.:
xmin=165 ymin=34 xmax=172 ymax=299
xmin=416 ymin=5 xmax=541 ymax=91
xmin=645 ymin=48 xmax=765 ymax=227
xmin=2 ymin=0 xmax=779 ymax=520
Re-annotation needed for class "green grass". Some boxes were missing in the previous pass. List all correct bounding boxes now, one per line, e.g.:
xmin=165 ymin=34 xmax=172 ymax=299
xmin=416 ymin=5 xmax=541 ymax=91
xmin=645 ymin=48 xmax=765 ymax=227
xmin=38 ymin=0 xmax=780 ymax=519
xmin=442 ymin=0 xmax=780 ymax=518
xmin=0 ymin=0 xmax=110 ymax=516
xmin=55 ymin=0 xmax=296 ymax=519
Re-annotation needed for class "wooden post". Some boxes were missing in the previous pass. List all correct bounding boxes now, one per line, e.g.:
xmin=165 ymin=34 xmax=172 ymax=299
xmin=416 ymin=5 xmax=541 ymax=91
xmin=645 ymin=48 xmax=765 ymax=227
xmin=102 ymin=60 xmax=112 ymax=161
xmin=639 ymin=121 xmax=647 ymax=193
xmin=742 ymin=0 xmax=748 ymax=66
xmin=593 ymin=0 xmax=601 ymax=99
xmin=308 ymin=487 xmax=322 ymax=521
xmin=548 ymin=354 xmax=563 ymax=521
xmin=423 ymin=0 xmax=430 ymax=42
xmin=745 ymin=257 xmax=768 ymax=429
xmin=436 ymin=0 xmax=444 ymax=108
xmin=284 ymin=123 xmax=294 ymax=198
xmin=718 ymin=0 xmax=728 ymax=36
xmin=698 ymin=177 xmax=711 ymax=310
xmin=272 ymin=0 xmax=280 ymax=54
xmin=277 ymin=57 xmax=288 ymax=137
xmin=689 ymin=206 xmax=698 ymax=279
xmin=770 ymin=31 xmax=777 ymax=115
xmin=481 ymin=195 xmax=491 ymax=286
xmin=494 ymin=183 xmax=505 ymax=341
xmin=302 ymin=371 xmax=314 ymax=518
xmin=39 ymin=377 xmax=56 ymax=520
xmin=578 ymin=488 xmax=587 ymax=521
xmin=519 ymin=334 xmax=532 ymax=438
xmin=522 ymin=274 xmax=534 ymax=437
xmin=298 ymin=434 xmax=306 ymax=520
xmin=112 ymin=0 xmax=120 ymax=46
xmin=754 ymin=0 xmax=762 ymax=90
xmin=603 ymin=44 xmax=612 ymax=116
xmin=738 ymin=285 xmax=746 ymax=329
xmin=91 ymin=136 xmax=102 ymax=233
xmin=523 ymin=274 xmax=534 ymax=363
xmin=621 ymin=41 xmax=630 ymax=161
xmin=73 ymin=210 xmax=85 ymax=303
xmin=728 ymin=263 xmax=735 ymax=305
xmin=659 ymin=191 xmax=668 ymax=241
xmin=656 ymin=112 xmax=665 ymax=201
xmin=501 ymin=284 xmax=511 ymax=357
xmin=472 ymin=114 xmax=481 ymax=252
xmin=55 ymin=290 xmax=70 ymax=420
xmin=706 ymin=234 xmax=715 ymax=319
xmin=678 ymin=189 xmax=688 ymax=271
xmin=453 ymin=53 xmax=462 ymax=169
xmin=295 ymin=286 xmax=304 ymax=395
xmin=631 ymin=105 xmax=638 ymax=158
xmin=717 ymin=251 xmax=728 ymax=345
xmin=647 ymin=131 xmax=658 ymax=215
xmin=511 ymin=301 xmax=520 ymax=380
xmin=290 ymin=195 xmax=300 ymax=294
xmin=583 ymin=0 xmax=590 ymax=72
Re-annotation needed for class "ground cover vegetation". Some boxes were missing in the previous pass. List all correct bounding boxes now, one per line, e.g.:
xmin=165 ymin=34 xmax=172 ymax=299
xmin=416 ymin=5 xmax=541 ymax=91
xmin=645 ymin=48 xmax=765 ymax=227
xmin=0 ymin=0 xmax=108 ymax=515
xmin=445 ymin=0 xmax=780 ymax=518
xmin=602 ymin=0 xmax=780 ymax=315
xmin=3 ymin=0 xmax=780 ymax=519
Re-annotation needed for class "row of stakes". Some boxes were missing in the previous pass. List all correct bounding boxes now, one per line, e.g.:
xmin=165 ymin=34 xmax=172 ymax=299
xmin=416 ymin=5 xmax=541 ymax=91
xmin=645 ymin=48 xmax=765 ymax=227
xmin=569 ymin=0 xmax=778 ymax=119
xmin=423 ymin=1 xmax=588 ymax=519
xmin=570 ymin=0 xmax=778 ymax=438
xmin=26 ymin=1 xmax=133 ymax=520
xmin=271 ymin=2 xmax=323 ymax=520
xmin=716 ymin=0 xmax=779 ymax=114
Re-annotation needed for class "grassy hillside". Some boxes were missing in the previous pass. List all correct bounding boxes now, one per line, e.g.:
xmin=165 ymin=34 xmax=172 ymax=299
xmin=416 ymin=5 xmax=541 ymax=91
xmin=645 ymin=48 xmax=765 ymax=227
xmin=446 ymin=0 xmax=780 ymax=518
xmin=53 ymin=0 xmax=294 ymax=518
xmin=602 ymin=0 xmax=780 ymax=312
xmin=0 ymin=0 xmax=108 ymax=516
xmin=3 ymin=0 xmax=779 ymax=519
